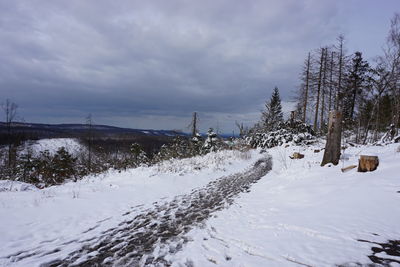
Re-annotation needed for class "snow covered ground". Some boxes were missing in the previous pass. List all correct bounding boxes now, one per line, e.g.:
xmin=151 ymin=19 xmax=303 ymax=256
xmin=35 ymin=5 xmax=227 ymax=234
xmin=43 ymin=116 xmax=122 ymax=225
xmin=0 ymin=149 xmax=258 ymax=266
xmin=1 ymin=140 xmax=399 ymax=266
xmin=21 ymin=138 xmax=86 ymax=156
xmin=168 ymin=143 xmax=400 ymax=266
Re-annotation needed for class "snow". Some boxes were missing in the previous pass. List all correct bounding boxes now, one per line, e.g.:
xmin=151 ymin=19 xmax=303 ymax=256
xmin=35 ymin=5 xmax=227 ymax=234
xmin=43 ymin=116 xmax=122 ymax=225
xmin=1 ymin=140 xmax=400 ymax=266
xmin=167 ymin=143 xmax=400 ymax=266
xmin=0 ymin=149 xmax=259 ymax=266
xmin=22 ymin=138 xmax=85 ymax=156
xmin=0 ymin=180 xmax=38 ymax=192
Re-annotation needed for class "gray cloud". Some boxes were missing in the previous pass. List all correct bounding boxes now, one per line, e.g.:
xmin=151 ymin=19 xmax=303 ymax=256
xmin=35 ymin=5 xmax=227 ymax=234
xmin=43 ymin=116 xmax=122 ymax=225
xmin=0 ymin=0 xmax=398 ymax=132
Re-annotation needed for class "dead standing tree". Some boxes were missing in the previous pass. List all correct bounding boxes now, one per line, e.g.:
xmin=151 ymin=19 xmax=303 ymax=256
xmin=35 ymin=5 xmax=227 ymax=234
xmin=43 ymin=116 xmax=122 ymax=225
xmin=235 ymin=121 xmax=245 ymax=137
xmin=313 ymin=47 xmax=326 ymax=133
xmin=190 ymin=112 xmax=198 ymax=137
xmin=302 ymin=52 xmax=312 ymax=123
xmin=321 ymin=110 xmax=342 ymax=166
xmin=86 ymin=114 xmax=94 ymax=172
xmin=2 ymin=99 xmax=18 ymax=170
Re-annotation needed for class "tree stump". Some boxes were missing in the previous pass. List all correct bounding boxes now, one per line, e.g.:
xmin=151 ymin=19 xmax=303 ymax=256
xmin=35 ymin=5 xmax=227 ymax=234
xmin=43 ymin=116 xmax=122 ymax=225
xmin=289 ymin=152 xmax=304 ymax=159
xmin=358 ymin=155 xmax=379 ymax=172
xmin=321 ymin=111 xmax=342 ymax=166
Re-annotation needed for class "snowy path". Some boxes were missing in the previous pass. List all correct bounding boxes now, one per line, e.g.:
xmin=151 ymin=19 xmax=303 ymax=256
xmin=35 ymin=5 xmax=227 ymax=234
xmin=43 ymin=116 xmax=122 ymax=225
xmin=167 ymin=144 xmax=400 ymax=266
xmin=4 ymin=156 xmax=272 ymax=266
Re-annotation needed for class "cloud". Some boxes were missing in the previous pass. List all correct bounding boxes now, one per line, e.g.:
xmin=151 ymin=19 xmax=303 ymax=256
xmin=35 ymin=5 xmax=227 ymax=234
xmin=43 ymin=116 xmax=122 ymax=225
xmin=0 ymin=0 xmax=396 ymax=132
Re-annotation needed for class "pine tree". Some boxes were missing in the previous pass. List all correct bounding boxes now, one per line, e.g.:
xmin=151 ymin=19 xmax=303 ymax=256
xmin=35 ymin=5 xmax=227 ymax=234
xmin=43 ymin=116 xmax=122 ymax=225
xmin=129 ymin=143 xmax=148 ymax=167
xmin=343 ymin=52 xmax=371 ymax=124
xmin=191 ymin=132 xmax=203 ymax=156
xmin=51 ymin=147 xmax=76 ymax=184
xmin=262 ymin=87 xmax=283 ymax=131
xmin=203 ymin=128 xmax=218 ymax=153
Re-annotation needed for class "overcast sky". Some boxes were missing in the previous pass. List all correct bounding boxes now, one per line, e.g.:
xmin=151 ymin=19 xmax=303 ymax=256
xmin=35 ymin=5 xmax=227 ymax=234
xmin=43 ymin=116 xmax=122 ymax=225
xmin=0 ymin=0 xmax=398 ymax=133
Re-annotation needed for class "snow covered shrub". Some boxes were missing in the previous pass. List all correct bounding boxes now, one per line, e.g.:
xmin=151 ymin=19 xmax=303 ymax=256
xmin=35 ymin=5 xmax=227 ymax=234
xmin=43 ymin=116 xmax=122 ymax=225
xmin=152 ymin=136 xmax=192 ymax=162
xmin=13 ymin=147 xmax=77 ymax=187
xmin=153 ymin=134 xmax=218 ymax=163
xmin=203 ymin=128 xmax=218 ymax=153
xmin=0 ymin=180 xmax=38 ymax=192
xmin=246 ymin=120 xmax=315 ymax=149
xmin=190 ymin=133 xmax=203 ymax=156
xmin=154 ymin=150 xmax=252 ymax=175
xmin=202 ymin=128 xmax=225 ymax=153
xmin=33 ymin=147 xmax=77 ymax=186
xmin=128 ymin=143 xmax=148 ymax=166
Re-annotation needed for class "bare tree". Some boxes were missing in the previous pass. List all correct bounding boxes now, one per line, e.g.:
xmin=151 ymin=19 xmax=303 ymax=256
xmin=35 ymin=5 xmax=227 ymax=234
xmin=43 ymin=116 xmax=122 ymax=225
xmin=187 ymin=111 xmax=200 ymax=137
xmin=2 ymin=99 xmax=18 ymax=169
xmin=335 ymin=35 xmax=346 ymax=111
xmin=320 ymin=47 xmax=329 ymax=131
xmin=328 ymin=51 xmax=335 ymax=113
xmin=313 ymin=47 xmax=326 ymax=133
xmin=189 ymin=112 xmax=198 ymax=137
xmin=302 ymin=52 xmax=312 ymax=123
xmin=86 ymin=114 xmax=93 ymax=172
xmin=235 ymin=121 xmax=245 ymax=137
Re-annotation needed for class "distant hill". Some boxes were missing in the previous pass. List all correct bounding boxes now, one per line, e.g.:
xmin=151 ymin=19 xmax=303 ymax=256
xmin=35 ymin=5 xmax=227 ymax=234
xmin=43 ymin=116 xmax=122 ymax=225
xmin=0 ymin=122 xmax=188 ymax=139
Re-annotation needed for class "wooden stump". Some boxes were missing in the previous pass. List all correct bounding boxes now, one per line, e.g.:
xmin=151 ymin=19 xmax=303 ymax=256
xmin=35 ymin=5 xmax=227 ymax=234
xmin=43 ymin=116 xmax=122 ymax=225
xmin=358 ymin=155 xmax=379 ymax=172
xmin=290 ymin=152 xmax=304 ymax=159
xmin=321 ymin=111 xmax=342 ymax=166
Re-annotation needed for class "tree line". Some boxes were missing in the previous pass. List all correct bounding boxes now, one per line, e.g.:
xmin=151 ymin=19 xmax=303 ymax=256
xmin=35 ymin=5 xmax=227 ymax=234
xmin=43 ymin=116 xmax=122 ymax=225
xmin=0 ymin=103 xmax=232 ymax=187
xmin=294 ymin=13 xmax=400 ymax=143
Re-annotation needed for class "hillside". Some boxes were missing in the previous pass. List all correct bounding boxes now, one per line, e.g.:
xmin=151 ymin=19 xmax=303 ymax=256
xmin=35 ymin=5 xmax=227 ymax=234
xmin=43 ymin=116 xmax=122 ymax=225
xmin=0 ymin=141 xmax=399 ymax=266
xmin=0 ymin=121 xmax=187 ymax=139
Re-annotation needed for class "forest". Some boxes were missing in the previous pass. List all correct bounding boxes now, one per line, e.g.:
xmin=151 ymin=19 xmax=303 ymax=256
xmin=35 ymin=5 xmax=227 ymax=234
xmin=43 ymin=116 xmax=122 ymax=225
xmin=291 ymin=14 xmax=400 ymax=143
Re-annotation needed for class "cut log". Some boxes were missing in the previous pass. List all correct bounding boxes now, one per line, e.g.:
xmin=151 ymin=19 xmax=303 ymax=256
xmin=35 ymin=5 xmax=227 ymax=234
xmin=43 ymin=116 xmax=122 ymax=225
xmin=358 ymin=155 xmax=379 ymax=172
xmin=341 ymin=165 xmax=357 ymax=173
xmin=289 ymin=152 xmax=304 ymax=159
xmin=321 ymin=111 xmax=342 ymax=166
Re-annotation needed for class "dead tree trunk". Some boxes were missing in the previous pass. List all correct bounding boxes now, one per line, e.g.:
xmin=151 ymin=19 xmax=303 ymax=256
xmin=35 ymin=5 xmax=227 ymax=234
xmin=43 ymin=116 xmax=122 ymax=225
xmin=303 ymin=52 xmax=311 ymax=123
xmin=321 ymin=110 xmax=342 ymax=166
xmin=313 ymin=48 xmax=325 ymax=133
xmin=335 ymin=35 xmax=344 ymax=111
xmin=191 ymin=112 xmax=198 ymax=137
xmin=328 ymin=51 xmax=334 ymax=113
xmin=320 ymin=48 xmax=328 ymax=132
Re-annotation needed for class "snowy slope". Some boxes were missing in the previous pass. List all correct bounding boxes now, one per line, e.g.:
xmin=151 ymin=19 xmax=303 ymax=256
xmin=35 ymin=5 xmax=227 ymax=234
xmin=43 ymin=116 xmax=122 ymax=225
xmin=168 ymin=143 xmax=400 ymax=266
xmin=1 ymin=143 xmax=399 ymax=266
xmin=20 ymin=138 xmax=86 ymax=156
xmin=0 ymin=149 xmax=259 ymax=266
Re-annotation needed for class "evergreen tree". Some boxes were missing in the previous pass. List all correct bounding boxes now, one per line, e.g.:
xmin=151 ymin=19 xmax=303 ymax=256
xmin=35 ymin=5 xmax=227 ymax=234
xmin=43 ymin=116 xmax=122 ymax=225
xmin=129 ymin=143 xmax=148 ymax=167
xmin=343 ymin=51 xmax=371 ymax=123
xmin=203 ymin=128 xmax=218 ymax=153
xmin=52 ymin=147 xmax=76 ymax=183
xmin=262 ymin=87 xmax=284 ymax=131
xmin=191 ymin=133 xmax=203 ymax=156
